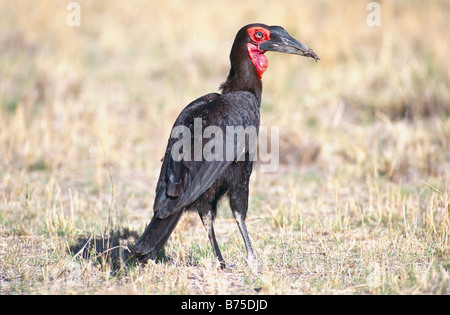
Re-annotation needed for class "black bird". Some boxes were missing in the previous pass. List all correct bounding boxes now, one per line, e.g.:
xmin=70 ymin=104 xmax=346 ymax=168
xmin=134 ymin=23 xmax=319 ymax=271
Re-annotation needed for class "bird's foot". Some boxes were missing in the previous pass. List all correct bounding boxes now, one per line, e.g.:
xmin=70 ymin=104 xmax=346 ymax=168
xmin=247 ymin=254 xmax=259 ymax=274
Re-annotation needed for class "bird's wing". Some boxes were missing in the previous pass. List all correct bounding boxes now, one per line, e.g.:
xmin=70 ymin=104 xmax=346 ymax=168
xmin=153 ymin=91 xmax=260 ymax=219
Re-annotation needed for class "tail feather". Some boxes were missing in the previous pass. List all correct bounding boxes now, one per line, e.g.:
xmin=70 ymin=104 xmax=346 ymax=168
xmin=134 ymin=212 xmax=183 ymax=261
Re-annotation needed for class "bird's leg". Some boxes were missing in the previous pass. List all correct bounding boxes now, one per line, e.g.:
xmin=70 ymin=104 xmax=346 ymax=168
xmin=233 ymin=211 xmax=258 ymax=273
xmin=199 ymin=210 xmax=226 ymax=269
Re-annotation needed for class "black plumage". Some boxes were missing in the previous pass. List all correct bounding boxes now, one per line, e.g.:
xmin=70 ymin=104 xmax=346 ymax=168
xmin=134 ymin=23 xmax=319 ymax=271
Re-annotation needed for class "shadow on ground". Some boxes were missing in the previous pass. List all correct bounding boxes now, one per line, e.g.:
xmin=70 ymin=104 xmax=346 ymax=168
xmin=68 ymin=227 xmax=177 ymax=273
xmin=69 ymin=228 xmax=142 ymax=272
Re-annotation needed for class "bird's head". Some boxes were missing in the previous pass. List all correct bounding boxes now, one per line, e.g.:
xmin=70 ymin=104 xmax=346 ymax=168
xmin=233 ymin=23 xmax=319 ymax=79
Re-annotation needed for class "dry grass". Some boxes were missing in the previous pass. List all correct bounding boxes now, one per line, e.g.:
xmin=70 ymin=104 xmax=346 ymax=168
xmin=1 ymin=0 xmax=449 ymax=294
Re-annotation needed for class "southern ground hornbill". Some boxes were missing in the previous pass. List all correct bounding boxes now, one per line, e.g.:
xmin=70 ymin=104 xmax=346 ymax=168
xmin=134 ymin=23 xmax=319 ymax=271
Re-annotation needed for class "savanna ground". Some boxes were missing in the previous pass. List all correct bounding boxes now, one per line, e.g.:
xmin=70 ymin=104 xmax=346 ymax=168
xmin=1 ymin=0 xmax=449 ymax=295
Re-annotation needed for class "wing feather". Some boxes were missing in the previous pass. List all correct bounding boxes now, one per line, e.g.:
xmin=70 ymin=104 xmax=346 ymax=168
xmin=153 ymin=91 xmax=260 ymax=219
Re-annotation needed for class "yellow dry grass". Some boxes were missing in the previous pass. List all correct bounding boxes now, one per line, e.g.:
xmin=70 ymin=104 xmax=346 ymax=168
xmin=0 ymin=0 xmax=449 ymax=294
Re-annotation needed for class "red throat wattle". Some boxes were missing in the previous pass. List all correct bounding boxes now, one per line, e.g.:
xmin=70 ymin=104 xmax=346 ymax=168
xmin=247 ymin=43 xmax=268 ymax=79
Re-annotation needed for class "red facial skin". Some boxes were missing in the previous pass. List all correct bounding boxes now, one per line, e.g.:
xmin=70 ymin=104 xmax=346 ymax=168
xmin=246 ymin=27 xmax=271 ymax=79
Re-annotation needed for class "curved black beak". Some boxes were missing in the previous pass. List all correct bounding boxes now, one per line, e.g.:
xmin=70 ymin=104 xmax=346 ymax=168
xmin=259 ymin=26 xmax=320 ymax=62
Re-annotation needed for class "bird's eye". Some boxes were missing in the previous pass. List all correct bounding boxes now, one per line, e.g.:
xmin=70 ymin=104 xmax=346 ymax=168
xmin=255 ymin=31 xmax=264 ymax=39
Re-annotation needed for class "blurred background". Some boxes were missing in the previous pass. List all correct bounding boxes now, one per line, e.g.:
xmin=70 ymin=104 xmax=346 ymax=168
xmin=0 ymin=0 xmax=449 ymax=295
xmin=1 ymin=0 xmax=449 ymax=180
xmin=1 ymin=0 xmax=449 ymax=215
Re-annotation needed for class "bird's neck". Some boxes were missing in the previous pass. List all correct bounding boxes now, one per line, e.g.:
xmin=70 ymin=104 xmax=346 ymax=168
xmin=219 ymin=46 xmax=263 ymax=102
